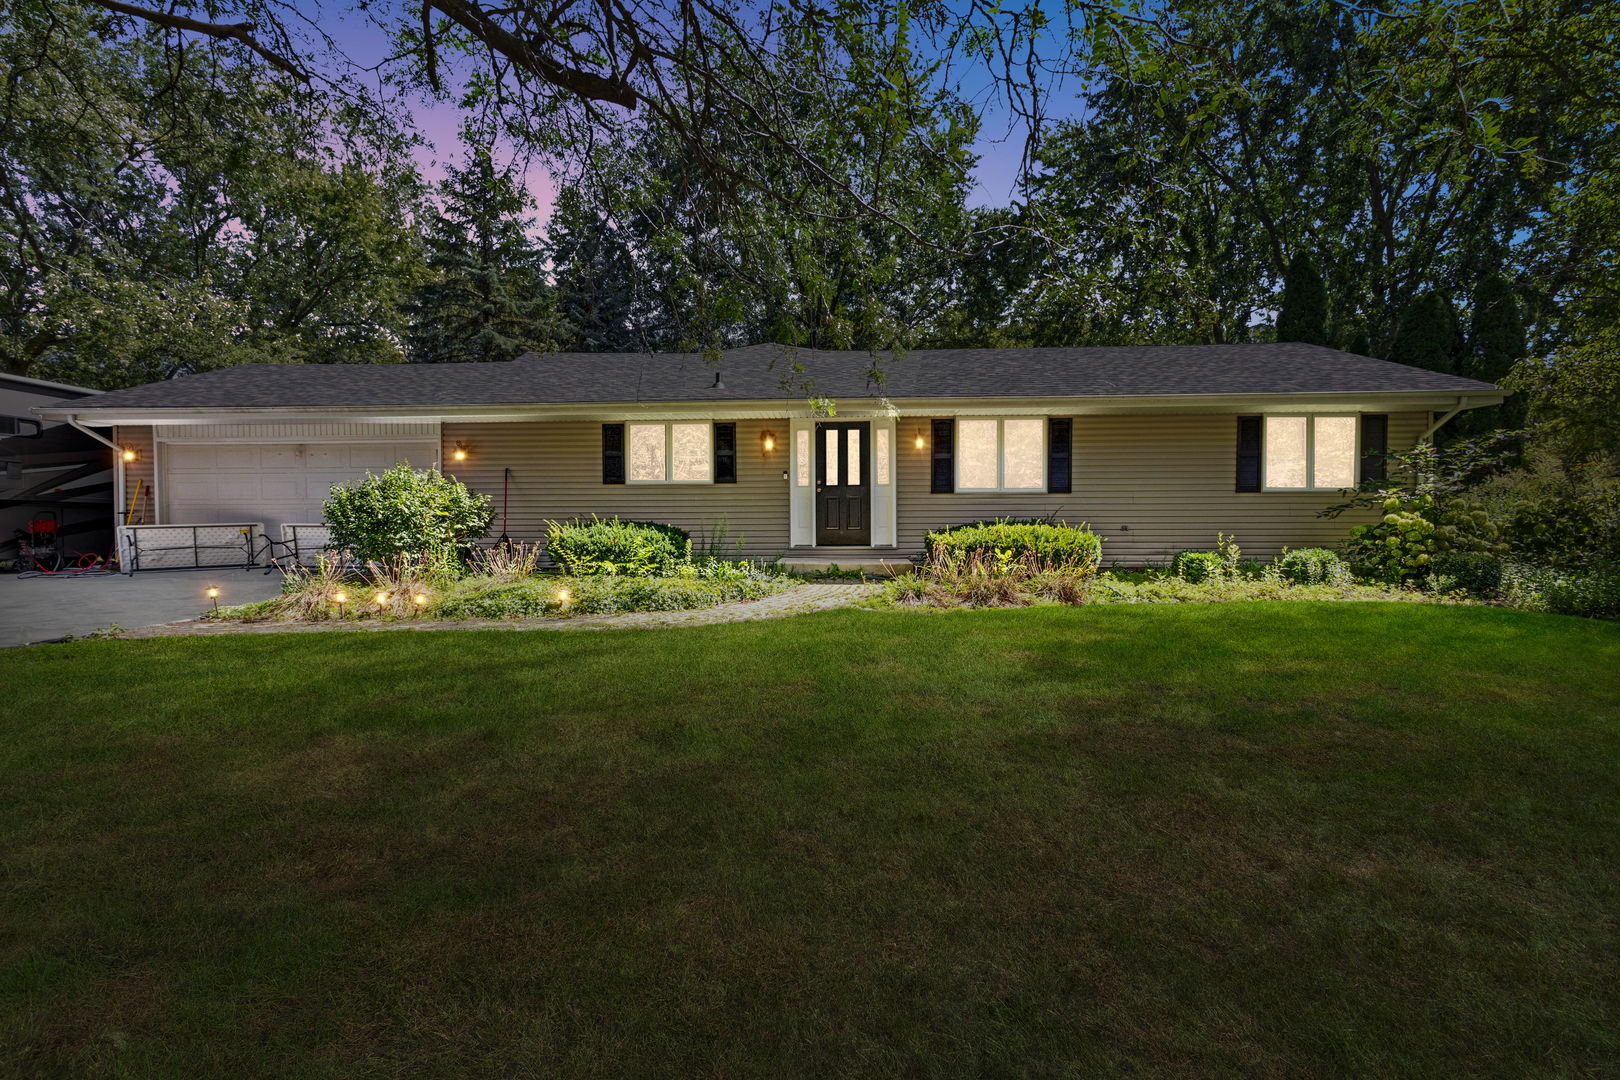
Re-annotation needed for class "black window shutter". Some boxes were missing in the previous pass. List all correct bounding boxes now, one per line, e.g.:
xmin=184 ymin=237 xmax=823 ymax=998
xmin=714 ymin=423 xmax=737 ymax=483
xmin=1236 ymin=416 xmax=1263 ymax=492
xmin=602 ymin=423 xmax=625 ymax=485
xmin=930 ymin=419 xmax=954 ymax=493
xmin=1360 ymin=414 xmax=1388 ymax=484
xmin=1047 ymin=418 xmax=1072 ymax=494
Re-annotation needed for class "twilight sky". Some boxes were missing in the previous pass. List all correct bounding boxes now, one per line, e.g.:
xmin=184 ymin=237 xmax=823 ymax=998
xmin=308 ymin=6 xmax=1042 ymax=225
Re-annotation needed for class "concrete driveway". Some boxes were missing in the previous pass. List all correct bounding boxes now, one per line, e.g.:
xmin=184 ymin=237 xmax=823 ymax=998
xmin=0 ymin=569 xmax=286 ymax=646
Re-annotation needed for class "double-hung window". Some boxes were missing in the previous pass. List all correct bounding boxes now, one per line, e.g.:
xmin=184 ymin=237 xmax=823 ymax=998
xmin=956 ymin=418 xmax=1045 ymax=492
xmin=1263 ymin=415 xmax=1358 ymax=490
xmin=627 ymin=422 xmax=713 ymax=484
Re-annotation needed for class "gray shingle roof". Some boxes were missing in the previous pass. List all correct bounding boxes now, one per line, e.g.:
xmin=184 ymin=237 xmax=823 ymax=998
xmin=58 ymin=343 xmax=1501 ymax=412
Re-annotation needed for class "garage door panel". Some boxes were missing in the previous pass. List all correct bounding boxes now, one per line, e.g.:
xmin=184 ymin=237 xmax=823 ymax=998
xmin=163 ymin=440 xmax=438 ymax=534
xmin=258 ymin=474 xmax=304 ymax=500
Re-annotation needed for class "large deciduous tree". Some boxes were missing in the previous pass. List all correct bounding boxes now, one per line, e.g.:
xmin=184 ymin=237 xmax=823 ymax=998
xmin=0 ymin=2 xmax=426 ymax=386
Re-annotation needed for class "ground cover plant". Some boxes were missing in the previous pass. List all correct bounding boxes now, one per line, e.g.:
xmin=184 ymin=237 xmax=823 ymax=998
xmin=1 ymin=604 xmax=1616 ymax=1078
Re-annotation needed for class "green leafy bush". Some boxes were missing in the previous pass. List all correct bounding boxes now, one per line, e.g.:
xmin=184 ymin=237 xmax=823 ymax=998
xmin=322 ymin=464 xmax=492 ymax=565
xmin=545 ymin=516 xmax=692 ymax=575
xmin=1172 ymin=551 xmax=1225 ymax=583
xmin=1500 ymin=563 xmax=1620 ymax=620
xmin=925 ymin=520 xmax=1102 ymax=572
xmin=1277 ymin=548 xmax=1347 ymax=585
xmin=1428 ymin=551 xmax=1504 ymax=596
xmin=1343 ymin=494 xmax=1506 ymax=582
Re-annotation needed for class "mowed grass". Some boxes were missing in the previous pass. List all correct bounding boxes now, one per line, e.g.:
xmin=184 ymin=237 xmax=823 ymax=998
xmin=1 ymin=603 xmax=1617 ymax=1079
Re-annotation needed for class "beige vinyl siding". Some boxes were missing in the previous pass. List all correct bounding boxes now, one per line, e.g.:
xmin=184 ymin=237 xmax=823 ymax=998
xmin=113 ymin=425 xmax=157 ymax=526
xmin=443 ymin=419 xmax=792 ymax=558
xmin=896 ymin=412 xmax=1428 ymax=563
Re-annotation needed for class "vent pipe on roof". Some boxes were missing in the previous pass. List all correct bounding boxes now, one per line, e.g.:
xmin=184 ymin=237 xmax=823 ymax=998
xmin=711 ymin=371 xmax=725 ymax=390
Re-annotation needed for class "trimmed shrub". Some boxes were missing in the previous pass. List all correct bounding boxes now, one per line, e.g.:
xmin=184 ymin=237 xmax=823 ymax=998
xmin=1428 ymin=551 xmax=1504 ymax=596
xmin=545 ymin=516 xmax=692 ymax=575
xmin=1172 ymin=551 xmax=1225 ymax=583
xmin=925 ymin=520 xmax=1102 ymax=572
xmin=322 ymin=464 xmax=492 ymax=565
xmin=1277 ymin=547 xmax=1347 ymax=586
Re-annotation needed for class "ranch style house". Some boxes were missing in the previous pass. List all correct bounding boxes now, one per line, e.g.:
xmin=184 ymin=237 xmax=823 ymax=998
xmin=34 ymin=343 xmax=1505 ymax=569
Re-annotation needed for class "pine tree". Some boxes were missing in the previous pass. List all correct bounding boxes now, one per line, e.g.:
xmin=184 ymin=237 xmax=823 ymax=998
xmin=1457 ymin=275 xmax=1528 ymax=434
xmin=544 ymin=186 xmax=644 ymax=352
xmin=1465 ymin=276 xmax=1526 ymax=382
xmin=1387 ymin=292 xmax=1459 ymax=374
xmin=407 ymin=149 xmax=563 ymax=364
xmin=1275 ymin=253 xmax=1328 ymax=345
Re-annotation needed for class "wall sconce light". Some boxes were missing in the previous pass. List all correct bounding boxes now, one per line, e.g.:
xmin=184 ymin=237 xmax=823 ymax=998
xmin=451 ymin=442 xmax=470 ymax=463
xmin=913 ymin=428 xmax=927 ymax=450
xmin=121 ymin=447 xmax=139 ymax=463
xmin=761 ymin=430 xmax=776 ymax=454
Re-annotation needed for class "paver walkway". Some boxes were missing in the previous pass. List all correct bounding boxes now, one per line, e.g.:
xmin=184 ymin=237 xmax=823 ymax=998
xmin=118 ymin=582 xmax=885 ymax=639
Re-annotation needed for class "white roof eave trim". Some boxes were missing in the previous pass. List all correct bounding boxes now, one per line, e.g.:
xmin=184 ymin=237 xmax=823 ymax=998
xmin=38 ymin=389 xmax=1506 ymax=427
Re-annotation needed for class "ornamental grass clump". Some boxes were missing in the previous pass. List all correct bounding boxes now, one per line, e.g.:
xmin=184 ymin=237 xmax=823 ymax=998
xmin=885 ymin=548 xmax=1095 ymax=608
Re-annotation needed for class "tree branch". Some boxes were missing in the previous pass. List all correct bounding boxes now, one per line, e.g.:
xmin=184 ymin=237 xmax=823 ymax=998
xmin=88 ymin=0 xmax=309 ymax=80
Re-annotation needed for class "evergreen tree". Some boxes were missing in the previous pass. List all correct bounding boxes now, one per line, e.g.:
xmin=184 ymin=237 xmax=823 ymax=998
xmin=1457 ymin=275 xmax=1528 ymax=433
xmin=1275 ymin=253 xmax=1328 ymax=345
xmin=544 ymin=186 xmax=644 ymax=352
xmin=407 ymin=149 xmax=562 ymax=364
xmin=1387 ymin=291 xmax=1460 ymax=373
xmin=1465 ymin=276 xmax=1526 ymax=382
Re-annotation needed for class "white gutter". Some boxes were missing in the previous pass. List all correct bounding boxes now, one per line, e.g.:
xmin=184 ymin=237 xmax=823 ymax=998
xmin=64 ymin=415 xmax=120 ymax=451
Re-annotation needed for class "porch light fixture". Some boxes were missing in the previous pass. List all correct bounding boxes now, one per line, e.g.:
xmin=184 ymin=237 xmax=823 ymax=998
xmin=913 ymin=428 xmax=927 ymax=450
xmin=121 ymin=447 xmax=139 ymax=463
xmin=761 ymin=430 xmax=776 ymax=454
xmin=206 ymin=585 xmax=220 ymax=611
xmin=451 ymin=442 xmax=470 ymax=463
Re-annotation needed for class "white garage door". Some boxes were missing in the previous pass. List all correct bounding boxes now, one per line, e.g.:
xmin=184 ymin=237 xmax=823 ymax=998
xmin=163 ymin=442 xmax=437 ymax=534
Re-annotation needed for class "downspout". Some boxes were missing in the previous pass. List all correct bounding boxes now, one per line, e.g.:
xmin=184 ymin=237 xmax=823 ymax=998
xmin=1419 ymin=397 xmax=1471 ymax=443
xmin=64 ymin=415 xmax=120 ymax=451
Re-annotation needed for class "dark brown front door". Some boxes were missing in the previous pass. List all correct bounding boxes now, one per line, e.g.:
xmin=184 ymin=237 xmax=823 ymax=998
xmin=815 ymin=421 xmax=871 ymax=546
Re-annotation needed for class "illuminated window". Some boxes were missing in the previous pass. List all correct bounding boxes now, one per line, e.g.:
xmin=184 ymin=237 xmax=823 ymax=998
xmin=956 ymin=418 xmax=1046 ymax=492
xmin=874 ymin=428 xmax=891 ymax=485
xmin=1263 ymin=415 xmax=1359 ymax=490
xmin=824 ymin=427 xmax=840 ymax=485
xmin=795 ymin=429 xmax=810 ymax=486
xmin=628 ymin=422 xmax=713 ymax=483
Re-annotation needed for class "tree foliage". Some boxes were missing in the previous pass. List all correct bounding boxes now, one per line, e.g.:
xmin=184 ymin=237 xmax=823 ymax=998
xmin=0 ymin=2 xmax=426 ymax=386
xmin=408 ymin=148 xmax=564 ymax=363
xmin=1388 ymin=292 xmax=1461 ymax=375
xmin=1276 ymin=254 xmax=1328 ymax=346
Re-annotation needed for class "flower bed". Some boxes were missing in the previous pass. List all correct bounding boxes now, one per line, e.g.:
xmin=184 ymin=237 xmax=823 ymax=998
xmin=213 ymin=565 xmax=793 ymax=623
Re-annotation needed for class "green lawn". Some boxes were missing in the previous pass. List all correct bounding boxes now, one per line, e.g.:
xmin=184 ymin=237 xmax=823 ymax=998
xmin=2 ymin=603 xmax=1617 ymax=1079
